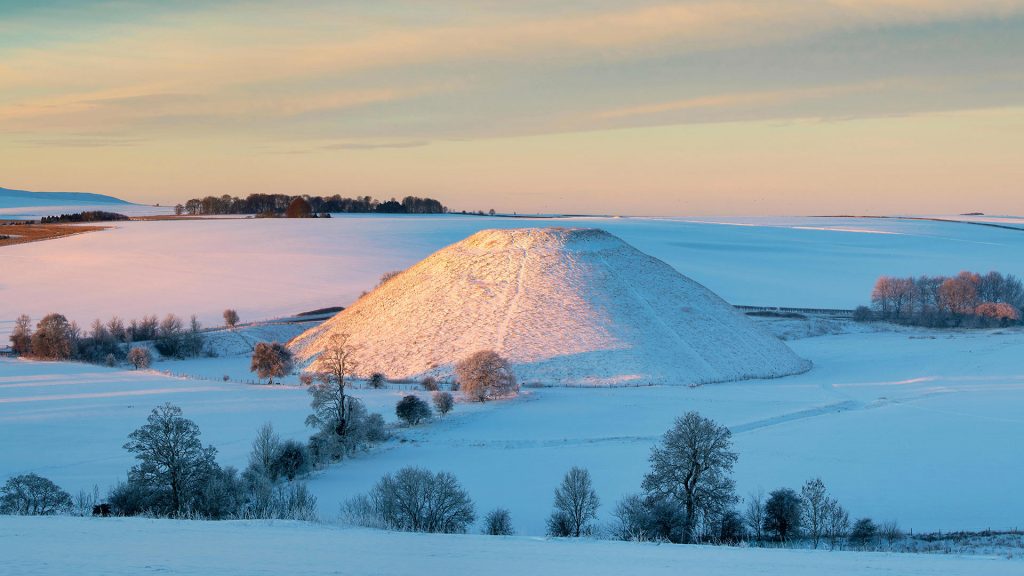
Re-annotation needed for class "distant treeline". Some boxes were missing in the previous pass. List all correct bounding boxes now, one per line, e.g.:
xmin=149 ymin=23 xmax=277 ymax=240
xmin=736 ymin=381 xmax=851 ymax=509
xmin=860 ymin=270 xmax=1023 ymax=327
xmin=177 ymin=194 xmax=447 ymax=216
xmin=39 ymin=211 xmax=130 ymax=224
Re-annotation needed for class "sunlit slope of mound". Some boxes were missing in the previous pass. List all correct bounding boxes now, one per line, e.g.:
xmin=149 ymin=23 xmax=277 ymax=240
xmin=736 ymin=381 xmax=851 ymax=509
xmin=290 ymin=228 xmax=809 ymax=385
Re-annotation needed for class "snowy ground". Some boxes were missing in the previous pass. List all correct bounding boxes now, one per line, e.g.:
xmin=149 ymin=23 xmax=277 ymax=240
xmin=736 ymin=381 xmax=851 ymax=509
xmin=3 ymin=516 xmax=1021 ymax=576
xmin=2 ymin=320 xmax=1022 ymax=536
xmin=3 ymin=214 xmax=1023 ymax=341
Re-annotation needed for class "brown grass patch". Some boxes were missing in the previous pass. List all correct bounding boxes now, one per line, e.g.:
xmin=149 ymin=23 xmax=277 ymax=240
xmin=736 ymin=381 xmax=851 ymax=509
xmin=0 ymin=221 xmax=109 ymax=247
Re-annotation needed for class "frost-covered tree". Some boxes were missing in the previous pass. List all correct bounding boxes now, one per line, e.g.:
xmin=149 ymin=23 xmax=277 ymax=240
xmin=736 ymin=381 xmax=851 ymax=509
xmin=395 ymin=395 xmax=432 ymax=425
xmin=9 ymin=314 xmax=32 ymax=355
xmin=455 ymin=350 xmax=517 ymax=402
xmin=310 ymin=333 xmax=357 ymax=427
xmin=482 ymin=508 xmax=515 ymax=536
xmin=31 ymin=313 xmax=75 ymax=360
xmin=128 ymin=347 xmax=151 ymax=369
xmin=350 ymin=467 xmax=475 ymax=533
xmin=800 ymin=477 xmax=828 ymax=548
xmin=122 ymin=403 xmax=218 ymax=516
xmin=247 ymin=422 xmax=282 ymax=481
xmin=420 ymin=376 xmax=438 ymax=391
xmin=432 ymin=391 xmax=454 ymax=416
xmin=879 ymin=520 xmax=903 ymax=549
xmin=547 ymin=466 xmax=600 ymax=537
xmin=250 ymin=342 xmax=293 ymax=385
xmin=641 ymin=412 xmax=738 ymax=544
xmin=223 ymin=309 xmax=239 ymax=328
xmin=0 ymin=473 xmax=73 ymax=515
xmin=154 ymin=313 xmax=185 ymax=358
xmin=764 ymin=488 xmax=802 ymax=543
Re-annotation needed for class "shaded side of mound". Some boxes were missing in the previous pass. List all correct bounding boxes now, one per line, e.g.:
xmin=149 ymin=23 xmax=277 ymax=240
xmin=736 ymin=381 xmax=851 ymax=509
xmin=289 ymin=228 xmax=810 ymax=386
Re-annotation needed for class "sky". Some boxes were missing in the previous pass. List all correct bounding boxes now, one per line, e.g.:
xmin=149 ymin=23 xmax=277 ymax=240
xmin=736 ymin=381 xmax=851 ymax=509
xmin=1 ymin=0 xmax=1023 ymax=216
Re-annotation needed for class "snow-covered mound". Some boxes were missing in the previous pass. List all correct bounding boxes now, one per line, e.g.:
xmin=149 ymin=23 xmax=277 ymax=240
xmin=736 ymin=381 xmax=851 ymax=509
xmin=290 ymin=228 xmax=809 ymax=386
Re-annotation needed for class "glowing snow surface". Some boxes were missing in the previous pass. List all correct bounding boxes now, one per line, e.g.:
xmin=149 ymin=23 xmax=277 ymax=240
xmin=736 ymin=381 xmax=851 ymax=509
xmin=3 ymin=214 xmax=1023 ymax=342
xmin=290 ymin=227 xmax=809 ymax=385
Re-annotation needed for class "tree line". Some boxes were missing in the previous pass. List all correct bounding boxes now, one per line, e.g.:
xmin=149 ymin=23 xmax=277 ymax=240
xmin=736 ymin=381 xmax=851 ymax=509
xmin=177 ymin=193 xmax=447 ymax=216
xmin=8 ymin=311 xmax=210 ymax=366
xmin=860 ymin=270 xmax=1023 ymax=327
xmin=39 ymin=211 xmax=130 ymax=224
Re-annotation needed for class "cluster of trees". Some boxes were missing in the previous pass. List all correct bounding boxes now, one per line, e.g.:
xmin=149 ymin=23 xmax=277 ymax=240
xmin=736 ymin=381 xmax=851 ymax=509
xmin=39 ymin=211 xmax=130 ymax=224
xmin=863 ymin=271 xmax=1023 ymax=327
xmin=178 ymin=194 xmax=446 ymax=216
xmin=9 ymin=312 xmax=208 ymax=364
xmin=107 ymin=404 xmax=318 ymax=520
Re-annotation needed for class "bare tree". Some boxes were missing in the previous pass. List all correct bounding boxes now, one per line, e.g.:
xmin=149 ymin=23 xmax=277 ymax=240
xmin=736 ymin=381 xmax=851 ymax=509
xmin=879 ymin=520 xmax=903 ymax=549
xmin=482 ymin=508 xmax=515 ymax=536
xmin=824 ymin=497 xmax=850 ymax=550
xmin=306 ymin=333 xmax=364 ymax=445
xmin=0 ymin=473 xmax=73 ymax=515
xmin=250 ymin=342 xmax=293 ymax=385
xmin=800 ymin=477 xmax=828 ymax=549
xmin=128 ymin=347 xmax=151 ymax=369
xmin=641 ymin=412 xmax=738 ymax=544
xmin=358 ymin=467 xmax=476 ymax=533
xmin=547 ymin=466 xmax=600 ymax=537
xmin=432 ymin=391 xmax=454 ymax=416
xmin=122 ymin=403 xmax=218 ymax=517
xmin=744 ymin=489 xmax=766 ymax=544
xmin=9 ymin=314 xmax=32 ymax=355
xmin=223 ymin=309 xmax=240 ymax=328
xmin=454 ymin=350 xmax=517 ymax=402
xmin=30 ymin=313 xmax=75 ymax=360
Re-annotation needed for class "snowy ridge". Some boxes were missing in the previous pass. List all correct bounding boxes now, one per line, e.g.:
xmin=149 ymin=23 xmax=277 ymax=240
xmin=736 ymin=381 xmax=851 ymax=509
xmin=290 ymin=228 xmax=810 ymax=385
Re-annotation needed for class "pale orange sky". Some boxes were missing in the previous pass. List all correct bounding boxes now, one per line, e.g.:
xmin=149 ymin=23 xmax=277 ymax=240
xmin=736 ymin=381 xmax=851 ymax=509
xmin=2 ymin=1 xmax=1023 ymax=215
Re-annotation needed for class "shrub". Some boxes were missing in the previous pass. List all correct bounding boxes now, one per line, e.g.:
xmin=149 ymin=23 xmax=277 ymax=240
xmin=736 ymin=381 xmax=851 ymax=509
xmin=850 ymin=517 xmax=878 ymax=549
xmin=0 ymin=473 xmax=73 ymax=515
xmin=272 ymin=440 xmax=311 ymax=481
xmin=285 ymin=197 xmax=312 ymax=218
xmin=420 ymin=376 xmax=438 ymax=391
xmin=369 ymin=372 xmax=386 ymax=389
xmin=482 ymin=508 xmax=515 ymax=536
xmin=128 ymin=347 xmax=151 ymax=369
xmin=432 ymin=391 xmax=454 ymax=416
xmin=852 ymin=305 xmax=873 ymax=322
xmin=717 ymin=509 xmax=747 ymax=544
xmin=454 ymin=350 xmax=517 ymax=402
xmin=396 ymin=395 xmax=432 ymax=426
xmin=365 ymin=413 xmax=389 ymax=443
xmin=345 ymin=467 xmax=475 ymax=533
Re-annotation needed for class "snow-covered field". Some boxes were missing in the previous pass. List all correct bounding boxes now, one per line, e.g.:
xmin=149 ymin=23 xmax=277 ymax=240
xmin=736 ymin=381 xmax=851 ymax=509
xmin=4 ymin=516 xmax=1020 ymax=576
xmin=3 ymin=214 xmax=1023 ymax=342
xmin=2 ymin=320 xmax=1022 ymax=536
xmin=2 ymin=214 xmax=1024 ymax=572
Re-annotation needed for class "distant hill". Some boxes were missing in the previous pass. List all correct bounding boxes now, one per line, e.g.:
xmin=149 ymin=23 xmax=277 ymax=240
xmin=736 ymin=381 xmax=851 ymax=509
xmin=0 ymin=187 xmax=131 ymax=208
xmin=0 ymin=186 xmax=173 ymax=219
